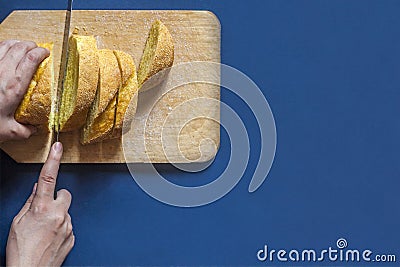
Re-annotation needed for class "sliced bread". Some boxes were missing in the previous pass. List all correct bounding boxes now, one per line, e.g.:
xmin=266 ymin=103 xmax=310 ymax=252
xmin=59 ymin=35 xmax=99 ymax=132
xmin=110 ymin=50 xmax=139 ymax=139
xmin=137 ymin=20 xmax=174 ymax=91
xmin=81 ymin=49 xmax=121 ymax=144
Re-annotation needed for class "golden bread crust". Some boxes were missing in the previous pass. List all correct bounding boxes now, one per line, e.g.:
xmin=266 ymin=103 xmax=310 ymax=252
xmin=80 ymin=97 xmax=116 ymax=144
xmin=59 ymin=35 xmax=99 ymax=132
xmin=15 ymin=43 xmax=53 ymax=127
xmin=114 ymin=50 xmax=135 ymax=86
xmin=81 ymin=49 xmax=121 ymax=144
xmin=96 ymin=49 xmax=121 ymax=118
xmin=138 ymin=20 xmax=174 ymax=90
xmin=111 ymin=50 xmax=139 ymax=138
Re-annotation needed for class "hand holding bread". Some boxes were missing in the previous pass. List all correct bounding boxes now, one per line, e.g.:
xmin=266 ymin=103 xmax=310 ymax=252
xmin=0 ymin=40 xmax=49 ymax=142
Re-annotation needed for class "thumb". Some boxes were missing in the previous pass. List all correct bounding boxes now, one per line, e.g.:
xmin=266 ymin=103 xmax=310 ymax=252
xmin=6 ymin=120 xmax=37 ymax=141
xmin=13 ymin=183 xmax=37 ymax=224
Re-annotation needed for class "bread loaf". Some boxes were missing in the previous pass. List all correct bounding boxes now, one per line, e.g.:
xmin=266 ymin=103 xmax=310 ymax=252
xmin=15 ymin=43 xmax=54 ymax=130
xmin=14 ymin=19 xmax=174 ymax=145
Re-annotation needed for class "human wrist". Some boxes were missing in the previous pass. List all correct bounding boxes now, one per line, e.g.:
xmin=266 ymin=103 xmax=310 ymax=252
xmin=7 ymin=258 xmax=40 ymax=267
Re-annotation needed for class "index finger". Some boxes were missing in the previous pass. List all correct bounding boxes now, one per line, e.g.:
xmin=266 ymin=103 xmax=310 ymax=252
xmin=15 ymin=47 xmax=50 ymax=95
xmin=0 ymin=40 xmax=20 ymax=61
xmin=0 ymin=41 xmax=37 ymax=72
xmin=34 ymin=142 xmax=63 ymax=202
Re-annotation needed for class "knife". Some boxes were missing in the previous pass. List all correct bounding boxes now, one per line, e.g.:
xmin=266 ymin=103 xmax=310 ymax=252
xmin=53 ymin=0 xmax=73 ymax=143
xmin=53 ymin=0 xmax=73 ymax=200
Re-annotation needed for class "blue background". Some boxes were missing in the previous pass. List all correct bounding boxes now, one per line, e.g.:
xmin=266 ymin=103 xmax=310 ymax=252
xmin=1 ymin=0 xmax=400 ymax=266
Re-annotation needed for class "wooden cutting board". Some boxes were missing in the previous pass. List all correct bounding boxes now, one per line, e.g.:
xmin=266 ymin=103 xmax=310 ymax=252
xmin=0 ymin=10 xmax=220 ymax=163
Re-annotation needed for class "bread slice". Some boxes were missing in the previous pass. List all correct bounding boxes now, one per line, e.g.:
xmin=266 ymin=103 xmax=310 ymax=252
xmin=110 ymin=50 xmax=139 ymax=139
xmin=59 ymin=35 xmax=99 ymax=132
xmin=15 ymin=42 xmax=54 ymax=130
xmin=137 ymin=20 xmax=174 ymax=91
xmin=81 ymin=49 xmax=121 ymax=145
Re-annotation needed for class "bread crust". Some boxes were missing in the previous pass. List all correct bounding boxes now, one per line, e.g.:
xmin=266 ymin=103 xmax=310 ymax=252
xmin=111 ymin=50 xmax=139 ymax=138
xmin=81 ymin=49 xmax=121 ymax=144
xmin=96 ymin=49 xmax=121 ymax=118
xmin=80 ymin=97 xmax=116 ymax=144
xmin=138 ymin=20 xmax=174 ymax=91
xmin=59 ymin=35 xmax=99 ymax=132
xmin=15 ymin=43 xmax=53 ymax=128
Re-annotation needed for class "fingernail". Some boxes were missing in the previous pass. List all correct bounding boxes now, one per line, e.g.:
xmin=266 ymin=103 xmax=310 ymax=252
xmin=32 ymin=183 xmax=37 ymax=194
xmin=54 ymin=142 xmax=63 ymax=153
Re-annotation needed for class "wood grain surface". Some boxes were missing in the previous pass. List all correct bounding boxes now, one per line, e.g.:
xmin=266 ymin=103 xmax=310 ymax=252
xmin=0 ymin=10 xmax=221 ymax=163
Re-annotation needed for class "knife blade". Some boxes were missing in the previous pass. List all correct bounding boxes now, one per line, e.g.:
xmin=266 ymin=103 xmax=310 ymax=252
xmin=52 ymin=0 xmax=73 ymax=200
xmin=53 ymin=0 xmax=73 ymax=143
